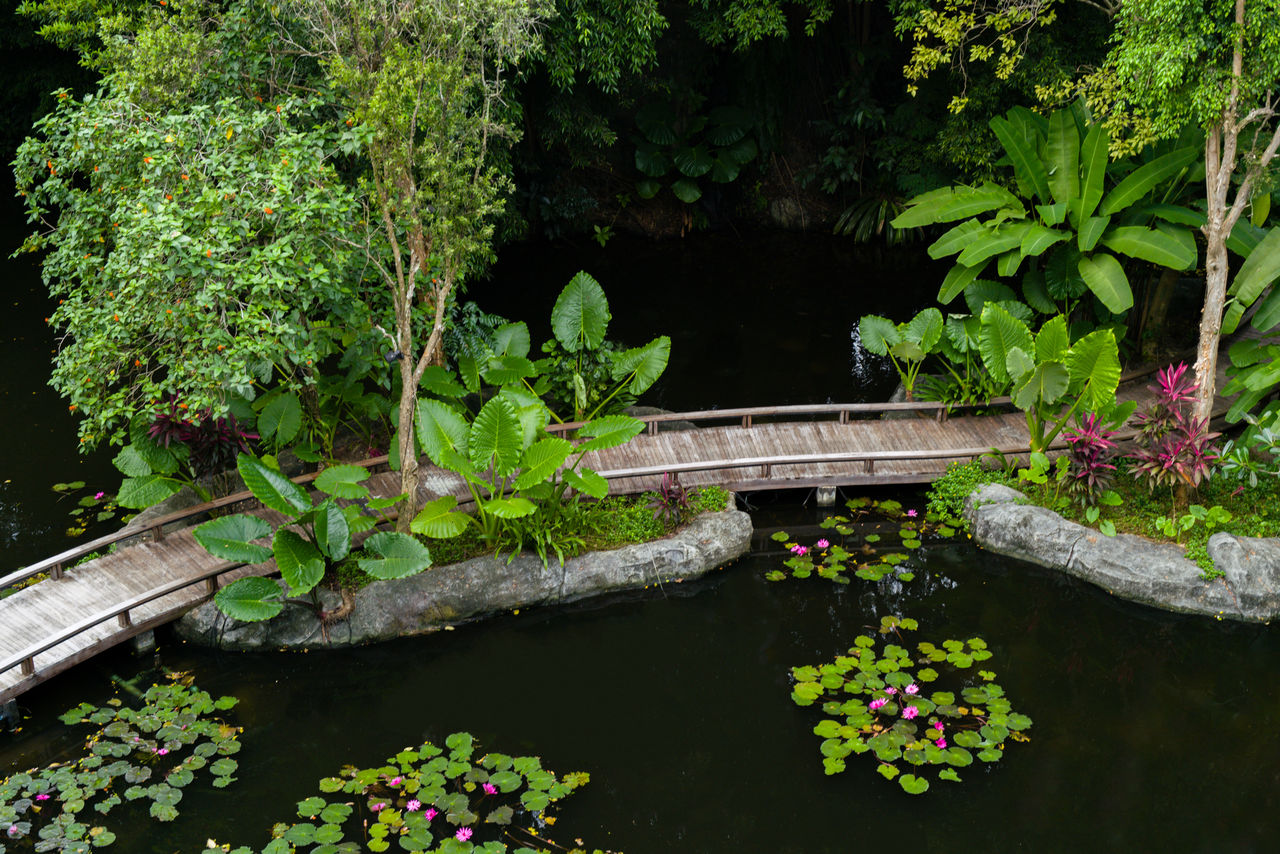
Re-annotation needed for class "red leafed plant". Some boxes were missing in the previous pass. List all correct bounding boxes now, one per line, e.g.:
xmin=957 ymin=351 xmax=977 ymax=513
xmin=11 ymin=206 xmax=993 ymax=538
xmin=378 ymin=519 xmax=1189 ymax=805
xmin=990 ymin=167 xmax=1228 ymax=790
xmin=1062 ymin=412 xmax=1119 ymax=507
xmin=1127 ymin=363 xmax=1220 ymax=491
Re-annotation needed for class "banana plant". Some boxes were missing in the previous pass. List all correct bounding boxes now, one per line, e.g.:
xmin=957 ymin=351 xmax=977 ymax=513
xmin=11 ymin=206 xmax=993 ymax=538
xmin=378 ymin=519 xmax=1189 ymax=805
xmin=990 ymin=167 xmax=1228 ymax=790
xmin=857 ymin=308 xmax=944 ymax=400
xmin=892 ymin=105 xmax=1200 ymax=316
xmin=193 ymin=454 xmax=425 ymax=622
xmin=977 ymin=305 xmax=1133 ymax=452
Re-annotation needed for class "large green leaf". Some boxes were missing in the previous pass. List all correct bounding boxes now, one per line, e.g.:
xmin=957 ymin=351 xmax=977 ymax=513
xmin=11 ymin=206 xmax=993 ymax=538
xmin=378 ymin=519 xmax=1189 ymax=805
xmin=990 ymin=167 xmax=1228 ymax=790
xmin=1077 ymin=215 xmax=1111 ymax=252
xmin=1230 ymin=227 xmax=1280 ymax=306
xmin=1229 ymin=219 xmax=1267 ymax=256
xmin=551 ymin=271 xmax=610 ymax=353
xmin=238 ymin=454 xmax=311 ymax=516
xmin=1020 ymin=224 xmax=1069 ymax=257
xmin=1022 ymin=268 xmax=1056 ymax=314
xmin=480 ymin=355 xmax=537 ymax=386
xmin=116 ymin=474 xmax=183 ymax=510
xmin=927 ymin=220 xmax=986 ymax=259
xmin=978 ymin=303 xmax=1034 ymax=386
xmin=514 ymin=438 xmax=573 ymax=490
xmin=312 ymin=500 xmax=350 ymax=562
xmin=956 ymin=224 xmax=1029 ymax=268
xmin=1101 ymin=226 xmax=1196 ymax=270
xmin=892 ymin=183 xmax=1020 ymax=228
xmin=1034 ymin=314 xmax=1070 ymax=362
xmin=498 ymin=386 xmax=549 ymax=449
xmin=574 ymin=414 xmax=646 ymax=453
xmin=491 ymin=322 xmax=531 ymax=358
xmin=112 ymin=444 xmax=152 ymax=478
xmin=258 ymin=392 xmax=302 ymax=447
xmin=358 ymin=532 xmax=433 ymax=580
xmin=904 ymin=308 xmax=944 ymax=350
xmin=1077 ymin=252 xmax=1134 ymax=313
xmin=1012 ymin=361 xmax=1070 ymax=410
xmin=634 ymin=143 xmax=670 ymax=178
xmin=857 ymin=315 xmax=900 ymax=355
xmin=990 ymin=116 xmax=1051 ymax=203
xmin=419 ymin=366 xmax=467 ymax=399
xmin=1078 ymin=123 xmax=1109 ymax=220
xmin=213 ymin=577 xmax=284 ymax=622
xmin=273 ymin=529 xmax=323 ymax=596
xmin=937 ymin=261 xmax=984 ymax=304
xmin=1065 ymin=328 xmax=1121 ymax=410
xmin=563 ymin=466 xmax=609 ymax=499
xmin=314 ymin=464 xmax=371 ymax=499
xmin=1045 ymin=244 xmax=1088 ymax=300
xmin=482 ymin=497 xmax=537 ymax=519
xmin=670 ymin=178 xmax=702 ymax=203
xmin=673 ymin=145 xmax=714 ymax=177
xmin=416 ymin=400 xmax=471 ymax=469
xmin=612 ymin=336 xmax=671 ymax=394
xmin=1250 ymin=287 xmax=1280 ymax=332
xmin=129 ymin=416 xmax=181 ymax=475
xmin=1046 ymin=108 xmax=1080 ymax=205
xmin=1098 ymin=147 xmax=1198 ymax=215
xmin=193 ymin=514 xmax=274 ymax=564
xmin=635 ymin=102 xmax=677 ymax=144
xmin=963 ymin=280 xmax=1019 ymax=316
xmin=410 ymin=496 xmax=471 ymax=538
xmin=469 ymin=396 xmax=523 ymax=477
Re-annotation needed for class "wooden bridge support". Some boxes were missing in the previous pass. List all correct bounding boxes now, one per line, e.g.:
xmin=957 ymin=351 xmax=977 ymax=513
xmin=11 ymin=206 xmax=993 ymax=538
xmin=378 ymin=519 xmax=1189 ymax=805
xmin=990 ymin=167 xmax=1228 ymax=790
xmin=816 ymin=486 xmax=837 ymax=506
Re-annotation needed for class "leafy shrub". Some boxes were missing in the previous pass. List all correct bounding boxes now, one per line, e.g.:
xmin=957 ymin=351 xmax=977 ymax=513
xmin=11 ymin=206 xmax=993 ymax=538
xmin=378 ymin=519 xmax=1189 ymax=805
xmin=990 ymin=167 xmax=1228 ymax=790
xmin=1128 ymin=363 xmax=1221 ymax=491
xmin=1062 ymin=412 xmax=1120 ymax=507
xmin=926 ymin=460 xmax=1011 ymax=526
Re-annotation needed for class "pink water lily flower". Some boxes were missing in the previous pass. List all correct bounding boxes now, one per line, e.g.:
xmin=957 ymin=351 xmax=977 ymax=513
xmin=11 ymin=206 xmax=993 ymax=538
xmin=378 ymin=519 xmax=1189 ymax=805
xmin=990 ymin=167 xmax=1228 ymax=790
xmin=424 ymin=808 xmax=438 ymax=821
xmin=906 ymin=509 xmax=918 ymax=517
xmin=455 ymin=828 xmax=472 ymax=842
xmin=406 ymin=800 xmax=422 ymax=812
xmin=35 ymin=794 xmax=49 ymax=801
xmin=884 ymin=686 xmax=897 ymax=695
xmin=815 ymin=539 xmax=830 ymax=549
xmin=370 ymin=802 xmax=386 ymax=813
xmin=904 ymin=684 xmax=919 ymax=695
xmin=935 ymin=737 xmax=947 ymax=749
xmin=902 ymin=705 xmax=919 ymax=720
xmin=868 ymin=697 xmax=888 ymax=710
xmin=932 ymin=721 xmax=944 ymax=731
xmin=390 ymin=776 xmax=402 ymax=786
xmin=482 ymin=783 xmax=497 ymax=795
xmin=790 ymin=545 xmax=809 ymax=556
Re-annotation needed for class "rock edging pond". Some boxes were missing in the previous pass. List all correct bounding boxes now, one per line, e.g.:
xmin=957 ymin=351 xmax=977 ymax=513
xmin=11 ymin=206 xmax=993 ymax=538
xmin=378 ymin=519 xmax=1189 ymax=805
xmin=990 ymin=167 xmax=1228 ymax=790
xmin=964 ymin=483 xmax=1280 ymax=623
xmin=176 ymin=504 xmax=753 ymax=650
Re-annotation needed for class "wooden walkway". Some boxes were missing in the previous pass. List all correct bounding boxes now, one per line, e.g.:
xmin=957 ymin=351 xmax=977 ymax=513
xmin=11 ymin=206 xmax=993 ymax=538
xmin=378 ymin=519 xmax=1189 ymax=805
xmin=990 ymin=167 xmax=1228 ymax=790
xmin=0 ymin=359 xmax=1240 ymax=706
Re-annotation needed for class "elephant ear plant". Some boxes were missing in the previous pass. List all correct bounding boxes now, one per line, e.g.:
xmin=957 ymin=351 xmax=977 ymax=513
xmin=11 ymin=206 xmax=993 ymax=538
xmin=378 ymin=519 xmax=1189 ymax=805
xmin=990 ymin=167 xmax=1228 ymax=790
xmin=194 ymin=454 xmax=427 ymax=623
xmin=857 ymin=308 xmax=944 ymax=401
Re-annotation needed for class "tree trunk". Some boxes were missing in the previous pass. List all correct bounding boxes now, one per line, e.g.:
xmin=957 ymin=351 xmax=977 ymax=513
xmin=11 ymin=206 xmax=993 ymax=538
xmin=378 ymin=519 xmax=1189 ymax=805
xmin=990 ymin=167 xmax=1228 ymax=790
xmin=1194 ymin=220 xmax=1230 ymax=425
xmin=396 ymin=351 xmax=419 ymax=534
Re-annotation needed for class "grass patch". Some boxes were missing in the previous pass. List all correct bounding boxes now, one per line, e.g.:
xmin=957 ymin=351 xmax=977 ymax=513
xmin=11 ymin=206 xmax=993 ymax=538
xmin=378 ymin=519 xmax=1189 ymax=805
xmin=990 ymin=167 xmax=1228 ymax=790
xmin=332 ymin=485 xmax=732 ymax=590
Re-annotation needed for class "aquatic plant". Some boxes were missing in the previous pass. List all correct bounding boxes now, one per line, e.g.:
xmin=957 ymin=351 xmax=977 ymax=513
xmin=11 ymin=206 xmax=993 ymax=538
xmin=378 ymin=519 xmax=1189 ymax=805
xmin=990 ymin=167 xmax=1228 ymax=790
xmin=0 ymin=678 xmax=240 ymax=851
xmin=766 ymin=498 xmax=959 ymax=584
xmin=789 ymin=617 xmax=1032 ymax=795
xmin=211 ymin=732 xmax=605 ymax=854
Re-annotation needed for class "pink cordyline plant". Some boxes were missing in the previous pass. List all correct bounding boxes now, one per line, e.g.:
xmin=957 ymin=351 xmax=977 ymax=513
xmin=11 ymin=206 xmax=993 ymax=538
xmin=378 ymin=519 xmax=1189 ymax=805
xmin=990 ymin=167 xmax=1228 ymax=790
xmin=1129 ymin=363 xmax=1221 ymax=492
xmin=1063 ymin=412 xmax=1119 ymax=507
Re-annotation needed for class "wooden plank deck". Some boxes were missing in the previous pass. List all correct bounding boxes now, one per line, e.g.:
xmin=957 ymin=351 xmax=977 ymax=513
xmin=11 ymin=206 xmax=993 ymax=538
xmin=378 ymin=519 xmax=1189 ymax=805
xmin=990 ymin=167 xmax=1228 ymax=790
xmin=0 ymin=351 xmax=1247 ymax=705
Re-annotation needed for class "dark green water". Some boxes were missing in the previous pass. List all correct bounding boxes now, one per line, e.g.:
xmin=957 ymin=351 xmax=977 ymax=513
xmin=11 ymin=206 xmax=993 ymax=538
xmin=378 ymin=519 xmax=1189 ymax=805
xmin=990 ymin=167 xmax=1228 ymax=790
xmin=3 ymin=496 xmax=1275 ymax=853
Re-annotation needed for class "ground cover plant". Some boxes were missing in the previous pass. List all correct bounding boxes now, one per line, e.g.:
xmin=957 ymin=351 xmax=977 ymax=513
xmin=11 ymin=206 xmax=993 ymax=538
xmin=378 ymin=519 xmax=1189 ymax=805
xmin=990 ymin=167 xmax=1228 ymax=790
xmin=209 ymin=732 xmax=609 ymax=854
xmin=766 ymin=497 xmax=961 ymax=584
xmin=789 ymin=616 xmax=1032 ymax=795
xmin=0 ymin=676 xmax=241 ymax=853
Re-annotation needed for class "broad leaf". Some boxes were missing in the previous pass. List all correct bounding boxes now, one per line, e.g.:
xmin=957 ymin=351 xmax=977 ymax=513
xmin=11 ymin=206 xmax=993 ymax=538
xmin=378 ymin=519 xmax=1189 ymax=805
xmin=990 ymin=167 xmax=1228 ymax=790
xmin=1077 ymin=215 xmax=1111 ymax=252
xmin=956 ymin=223 xmax=1029 ymax=268
xmin=312 ymin=500 xmax=350 ymax=562
xmin=258 ymin=392 xmax=302 ymax=446
xmin=1230 ymin=227 xmax=1280 ymax=306
xmin=482 ymin=497 xmax=537 ymax=519
xmin=273 ymin=529 xmax=323 ymax=595
xmin=670 ymin=178 xmax=702 ymax=203
xmin=416 ymin=400 xmax=471 ymax=469
xmin=112 ymin=445 xmax=152 ymax=478
xmin=892 ymin=183 xmax=1020 ymax=228
xmin=420 ymin=366 xmax=467 ymax=398
xmin=1046 ymin=108 xmax=1080 ymax=205
xmin=1065 ymin=328 xmax=1121 ymax=411
xmin=409 ymin=496 xmax=471 ymax=538
xmin=979 ymin=304 xmax=1034 ymax=386
xmin=238 ymin=454 xmax=311 ymax=516
xmin=1020 ymin=224 xmax=1068 ymax=257
xmin=470 ymin=396 xmax=523 ymax=477
xmin=574 ymin=415 xmax=646 ymax=453
xmin=514 ymin=438 xmax=573 ymax=490
xmin=1022 ymin=268 xmax=1056 ymax=314
xmin=491 ymin=322 xmax=531 ymax=358
xmin=480 ymin=355 xmax=537 ymax=386
xmin=927 ymin=220 xmax=986 ymax=259
xmin=358 ymin=532 xmax=433 ymax=580
xmin=1101 ymin=226 xmax=1196 ymax=270
xmin=903 ymin=308 xmax=944 ymax=351
xmin=213 ymin=577 xmax=284 ymax=623
xmin=314 ymin=464 xmax=371 ymax=499
xmin=963 ymin=280 xmax=1018 ymax=316
xmin=129 ymin=416 xmax=181 ymax=475
xmin=612 ymin=336 xmax=671 ymax=394
xmin=563 ymin=466 xmax=609 ymax=499
xmin=1045 ymin=244 xmax=1088 ymax=300
xmin=193 ymin=515 xmax=274 ymax=564
xmin=1034 ymin=314 xmax=1070 ymax=362
xmin=1077 ymin=252 xmax=1134 ymax=313
xmin=673 ymin=145 xmax=714 ymax=178
xmin=857 ymin=315 xmax=900 ymax=356
xmin=991 ymin=116 xmax=1051 ymax=203
xmin=1098 ymin=146 xmax=1198 ymax=215
xmin=116 ymin=474 xmax=182 ymax=510
xmin=1078 ymin=123 xmax=1109 ymax=220
xmin=498 ymin=386 xmax=549 ymax=449
xmin=551 ymin=271 xmax=610 ymax=353
xmin=937 ymin=261 xmax=983 ymax=304
xmin=458 ymin=355 xmax=481 ymax=393
xmin=1012 ymin=361 xmax=1070 ymax=410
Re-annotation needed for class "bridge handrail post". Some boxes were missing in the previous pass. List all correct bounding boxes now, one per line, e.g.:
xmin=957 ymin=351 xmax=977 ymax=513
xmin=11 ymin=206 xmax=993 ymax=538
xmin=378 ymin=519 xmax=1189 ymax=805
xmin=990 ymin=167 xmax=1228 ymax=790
xmin=50 ymin=563 xmax=63 ymax=581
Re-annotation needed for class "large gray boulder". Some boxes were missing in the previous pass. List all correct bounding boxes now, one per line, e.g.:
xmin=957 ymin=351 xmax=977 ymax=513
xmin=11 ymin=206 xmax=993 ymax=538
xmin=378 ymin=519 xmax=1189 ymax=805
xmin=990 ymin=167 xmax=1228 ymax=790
xmin=964 ymin=483 xmax=1280 ymax=622
xmin=176 ymin=505 xmax=752 ymax=649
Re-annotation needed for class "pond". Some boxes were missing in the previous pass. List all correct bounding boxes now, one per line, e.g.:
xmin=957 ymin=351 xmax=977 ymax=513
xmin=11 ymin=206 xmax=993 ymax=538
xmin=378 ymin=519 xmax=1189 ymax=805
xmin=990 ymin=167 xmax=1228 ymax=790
xmin=2 ymin=494 xmax=1276 ymax=853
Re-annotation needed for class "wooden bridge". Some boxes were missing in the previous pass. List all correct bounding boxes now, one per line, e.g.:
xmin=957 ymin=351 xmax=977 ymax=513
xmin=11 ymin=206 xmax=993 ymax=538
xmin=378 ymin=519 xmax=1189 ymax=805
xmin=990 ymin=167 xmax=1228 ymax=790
xmin=0 ymin=364 xmax=1231 ymax=706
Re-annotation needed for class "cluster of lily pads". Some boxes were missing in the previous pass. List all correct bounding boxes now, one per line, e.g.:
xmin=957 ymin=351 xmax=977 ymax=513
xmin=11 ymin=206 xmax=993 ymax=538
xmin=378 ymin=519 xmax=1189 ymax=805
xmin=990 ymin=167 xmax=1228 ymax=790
xmin=0 ymin=677 xmax=241 ymax=853
xmin=209 ymin=732 xmax=604 ymax=854
xmin=767 ymin=498 xmax=960 ymax=584
xmin=789 ymin=616 xmax=1031 ymax=794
